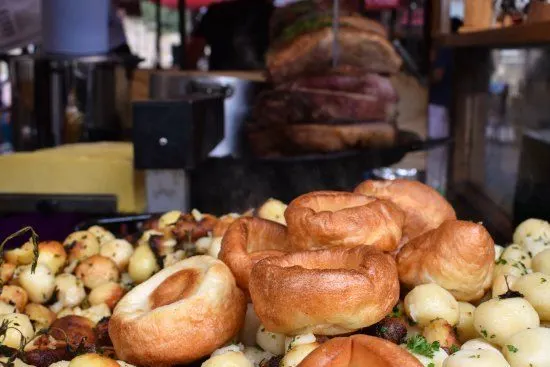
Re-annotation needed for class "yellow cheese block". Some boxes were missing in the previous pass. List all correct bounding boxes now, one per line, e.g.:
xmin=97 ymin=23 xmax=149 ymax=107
xmin=0 ymin=142 xmax=145 ymax=213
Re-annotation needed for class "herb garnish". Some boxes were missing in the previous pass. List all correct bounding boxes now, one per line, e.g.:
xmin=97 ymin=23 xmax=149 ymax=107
xmin=390 ymin=305 xmax=402 ymax=318
xmin=507 ymin=345 xmax=518 ymax=353
xmin=0 ymin=227 xmax=39 ymax=286
xmin=405 ymin=335 xmax=440 ymax=358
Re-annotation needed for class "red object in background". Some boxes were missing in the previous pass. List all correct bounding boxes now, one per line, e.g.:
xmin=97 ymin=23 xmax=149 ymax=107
xmin=399 ymin=7 xmax=424 ymax=26
xmin=153 ymin=0 xmax=403 ymax=10
xmin=150 ymin=0 xmax=223 ymax=9
xmin=364 ymin=0 xmax=400 ymax=9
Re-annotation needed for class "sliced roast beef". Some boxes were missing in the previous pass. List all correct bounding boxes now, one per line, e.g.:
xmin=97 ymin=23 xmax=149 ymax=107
xmin=281 ymin=73 xmax=398 ymax=103
xmin=253 ymin=73 xmax=396 ymax=125
xmin=247 ymin=120 xmax=396 ymax=156
xmin=267 ymin=27 xmax=401 ymax=82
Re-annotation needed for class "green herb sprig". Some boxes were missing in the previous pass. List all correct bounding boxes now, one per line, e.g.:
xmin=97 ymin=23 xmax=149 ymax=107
xmin=406 ymin=335 xmax=440 ymax=358
xmin=0 ymin=227 xmax=39 ymax=273
xmin=0 ymin=227 xmax=40 ymax=366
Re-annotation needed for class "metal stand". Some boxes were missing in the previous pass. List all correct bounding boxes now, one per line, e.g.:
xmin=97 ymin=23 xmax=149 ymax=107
xmin=132 ymin=94 xmax=224 ymax=213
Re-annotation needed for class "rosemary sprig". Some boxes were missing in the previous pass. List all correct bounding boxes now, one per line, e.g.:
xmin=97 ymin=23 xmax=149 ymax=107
xmin=0 ymin=227 xmax=39 ymax=273
xmin=0 ymin=319 xmax=30 ymax=367
xmin=0 ymin=227 xmax=40 ymax=273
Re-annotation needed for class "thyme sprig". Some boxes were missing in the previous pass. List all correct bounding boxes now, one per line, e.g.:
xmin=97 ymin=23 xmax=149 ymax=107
xmin=0 ymin=227 xmax=40 ymax=273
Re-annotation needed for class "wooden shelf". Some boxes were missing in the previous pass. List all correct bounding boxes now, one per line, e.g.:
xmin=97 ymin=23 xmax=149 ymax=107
xmin=437 ymin=21 xmax=550 ymax=48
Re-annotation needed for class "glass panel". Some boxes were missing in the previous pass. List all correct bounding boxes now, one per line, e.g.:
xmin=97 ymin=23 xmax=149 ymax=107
xmin=471 ymin=47 xmax=550 ymax=223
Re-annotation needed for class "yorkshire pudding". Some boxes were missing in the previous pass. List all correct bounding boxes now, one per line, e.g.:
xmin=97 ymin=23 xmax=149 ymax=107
xmin=109 ymin=256 xmax=246 ymax=366
xmin=219 ymin=217 xmax=290 ymax=291
xmin=212 ymin=214 xmax=240 ymax=238
xmin=354 ymin=179 xmax=456 ymax=243
xmin=397 ymin=220 xmax=495 ymax=302
xmin=249 ymin=246 xmax=399 ymax=335
xmin=297 ymin=335 xmax=422 ymax=367
xmin=284 ymin=191 xmax=404 ymax=252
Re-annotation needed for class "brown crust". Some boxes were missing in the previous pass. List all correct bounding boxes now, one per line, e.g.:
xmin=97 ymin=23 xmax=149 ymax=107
xmin=298 ymin=335 xmax=423 ymax=367
xmin=149 ymin=269 xmax=201 ymax=309
xmin=364 ymin=316 xmax=408 ymax=345
xmin=268 ymin=28 xmax=402 ymax=83
xmin=249 ymin=246 xmax=399 ymax=335
xmin=337 ymin=16 xmax=388 ymax=37
xmin=172 ymin=213 xmax=218 ymax=242
xmin=109 ymin=256 xmax=246 ymax=367
xmin=50 ymin=315 xmax=97 ymax=349
xmin=354 ymin=179 xmax=457 ymax=244
xmin=284 ymin=123 xmax=396 ymax=153
xmin=219 ymin=217 xmax=290 ymax=291
xmin=213 ymin=214 xmax=240 ymax=238
xmin=0 ymin=262 xmax=15 ymax=284
xmin=95 ymin=317 xmax=112 ymax=347
xmin=0 ymin=285 xmax=28 ymax=312
xmin=284 ymin=191 xmax=405 ymax=252
xmin=24 ymin=335 xmax=72 ymax=367
xmin=396 ymin=220 xmax=495 ymax=302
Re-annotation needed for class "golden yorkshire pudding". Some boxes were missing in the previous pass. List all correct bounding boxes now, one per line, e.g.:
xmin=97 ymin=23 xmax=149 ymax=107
xmin=284 ymin=191 xmax=405 ymax=252
xmin=219 ymin=217 xmax=290 ymax=291
xmin=354 ymin=179 xmax=456 ymax=243
xmin=213 ymin=214 xmax=241 ymax=238
xmin=397 ymin=220 xmax=495 ymax=302
xmin=109 ymin=256 xmax=246 ymax=367
xmin=297 ymin=335 xmax=422 ymax=367
xmin=249 ymin=246 xmax=399 ymax=335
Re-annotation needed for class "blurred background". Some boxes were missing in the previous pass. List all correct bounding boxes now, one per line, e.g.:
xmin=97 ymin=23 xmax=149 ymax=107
xmin=0 ymin=0 xmax=547 ymax=244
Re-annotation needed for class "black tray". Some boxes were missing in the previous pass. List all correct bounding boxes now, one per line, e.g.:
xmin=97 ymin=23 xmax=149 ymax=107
xmin=190 ymin=130 xmax=450 ymax=214
xmin=244 ymin=130 xmax=446 ymax=163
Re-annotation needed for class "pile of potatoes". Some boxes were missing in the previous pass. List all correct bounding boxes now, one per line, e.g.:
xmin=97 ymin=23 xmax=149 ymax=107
xmin=0 ymin=200 xmax=285 ymax=367
xmin=395 ymin=217 xmax=550 ymax=367
xmin=1 ymin=203 xmax=548 ymax=367
xmin=200 ymin=217 xmax=550 ymax=367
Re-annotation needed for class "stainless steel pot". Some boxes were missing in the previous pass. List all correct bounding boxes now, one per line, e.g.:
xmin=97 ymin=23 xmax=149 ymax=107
xmin=148 ymin=71 xmax=269 ymax=157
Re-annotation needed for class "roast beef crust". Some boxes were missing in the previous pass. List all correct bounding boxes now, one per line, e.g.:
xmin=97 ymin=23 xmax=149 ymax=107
xmin=267 ymin=27 xmax=401 ymax=82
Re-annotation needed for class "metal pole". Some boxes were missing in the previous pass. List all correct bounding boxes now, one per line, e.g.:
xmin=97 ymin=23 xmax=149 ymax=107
xmin=156 ymin=0 xmax=162 ymax=69
xmin=332 ymin=0 xmax=340 ymax=68
xmin=423 ymin=0 xmax=432 ymax=76
xmin=407 ymin=0 xmax=414 ymax=49
xmin=178 ymin=0 xmax=187 ymax=70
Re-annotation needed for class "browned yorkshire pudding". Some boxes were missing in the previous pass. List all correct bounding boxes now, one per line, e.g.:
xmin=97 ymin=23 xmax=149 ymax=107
xmin=219 ymin=217 xmax=290 ymax=291
xmin=109 ymin=256 xmax=246 ymax=366
xmin=284 ymin=191 xmax=404 ymax=252
xmin=298 ymin=335 xmax=422 ymax=367
xmin=354 ymin=179 xmax=456 ymax=243
xmin=213 ymin=214 xmax=239 ymax=238
xmin=397 ymin=220 xmax=495 ymax=302
xmin=249 ymin=246 xmax=399 ymax=335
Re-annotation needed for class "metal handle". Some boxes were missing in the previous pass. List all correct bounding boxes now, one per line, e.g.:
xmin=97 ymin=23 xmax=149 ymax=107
xmin=190 ymin=81 xmax=234 ymax=98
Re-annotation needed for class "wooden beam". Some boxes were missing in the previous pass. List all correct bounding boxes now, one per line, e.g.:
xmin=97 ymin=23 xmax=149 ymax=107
xmin=438 ymin=21 xmax=550 ymax=48
xmin=431 ymin=0 xmax=450 ymax=35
